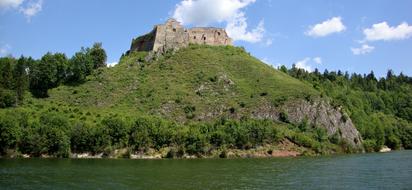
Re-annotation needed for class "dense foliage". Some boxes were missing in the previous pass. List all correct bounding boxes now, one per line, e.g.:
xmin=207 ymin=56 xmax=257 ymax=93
xmin=1 ymin=44 xmax=412 ymax=158
xmin=0 ymin=109 xmax=342 ymax=158
xmin=0 ymin=42 xmax=107 ymax=103
xmin=283 ymin=65 xmax=412 ymax=151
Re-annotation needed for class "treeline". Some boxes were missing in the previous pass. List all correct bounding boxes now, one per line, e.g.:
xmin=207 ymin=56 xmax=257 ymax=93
xmin=280 ymin=65 xmax=412 ymax=151
xmin=0 ymin=43 xmax=106 ymax=107
xmin=0 ymin=109 xmax=349 ymax=158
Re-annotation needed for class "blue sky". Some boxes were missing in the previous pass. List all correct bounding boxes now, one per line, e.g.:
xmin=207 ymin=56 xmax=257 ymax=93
xmin=1 ymin=0 xmax=412 ymax=77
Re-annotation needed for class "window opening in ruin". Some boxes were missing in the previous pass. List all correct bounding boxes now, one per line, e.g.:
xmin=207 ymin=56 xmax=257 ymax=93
xmin=173 ymin=28 xmax=176 ymax=32
xmin=217 ymin=32 xmax=221 ymax=36
xmin=194 ymin=36 xmax=196 ymax=39
xmin=203 ymin=37 xmax=206 ymax=40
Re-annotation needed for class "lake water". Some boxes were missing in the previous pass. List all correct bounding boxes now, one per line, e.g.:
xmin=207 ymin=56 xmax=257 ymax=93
xmin=1 ymin=151 xmax=412 ymax=190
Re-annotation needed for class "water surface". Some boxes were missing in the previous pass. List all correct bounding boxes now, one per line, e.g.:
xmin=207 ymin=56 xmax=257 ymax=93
xmin=1 ymin=151 xmax=412 ymax=189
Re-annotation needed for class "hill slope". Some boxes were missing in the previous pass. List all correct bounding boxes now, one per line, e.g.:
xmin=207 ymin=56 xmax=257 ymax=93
xmin=1 ymin=45 xmax=364 ymax=158
xmin=36 ymin=45 xmax=318 ymax=122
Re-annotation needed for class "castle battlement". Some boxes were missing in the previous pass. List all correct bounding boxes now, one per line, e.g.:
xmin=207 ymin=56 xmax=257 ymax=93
xmin=130 ymin=19 xmax=233 ymax=53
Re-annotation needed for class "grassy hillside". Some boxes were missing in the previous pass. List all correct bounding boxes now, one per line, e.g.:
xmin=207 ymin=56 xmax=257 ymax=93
xmin=1 ymin=45 xmax=343 ymax=158
xmin=26 ymin=45 xmax=317 ymax=124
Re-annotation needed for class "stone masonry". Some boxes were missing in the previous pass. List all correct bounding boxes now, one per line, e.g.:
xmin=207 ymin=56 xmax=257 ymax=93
xmin=130 ymin=19 xmax=233 ymax=53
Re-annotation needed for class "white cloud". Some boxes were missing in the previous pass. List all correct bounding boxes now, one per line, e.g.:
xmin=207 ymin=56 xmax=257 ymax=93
xmin=294 ymin=57 xmax=323 ymax=72
xmin=260 ymin=57 xmax=272 ymax=65
xmin=351 ymin=44 xmax=375 ymax=55
xmin=260 ymin=57 xmax=282 ymax=68
xmin=0 ymin=0 xmax=24 ymax=9
xmin=172 ymin=0 xmax=265 ymax=43
xmin=0 ymin=44 xmax=11 ymax=56
xmin=0 ymin=0 xmax=42 ymax=21
xmin=306 ymin=17 xmax=346 ymax=37
xmin=226 ymin=14 xmax=264 ymax=43
xmin=107 ymin=61 xmax=118 ymax=67
xmin=173 ymin=0 xmax=255 ymax=26
xmin=313 ymin=57 xmax=322 ymax=64
xmin=19 ymin=0 xmax=42 ymax=20
xmin=295 ymin=57 xmax=312 ymax=72
xmin=364 ymin=22 xmax=412 ymax=41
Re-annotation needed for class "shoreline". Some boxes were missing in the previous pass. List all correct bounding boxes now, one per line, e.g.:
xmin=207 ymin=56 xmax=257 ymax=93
xmin=1 ymin=141 xmax=307 ymax=160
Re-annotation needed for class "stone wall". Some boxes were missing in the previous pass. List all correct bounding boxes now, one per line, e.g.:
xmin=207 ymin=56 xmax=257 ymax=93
xmin=130 ymin=19 xmax=233 ymax=53
xmin=152 ymin=19 xmax=189 ymax=53
xmin=188 ymin=27 xmax=232 ymax=46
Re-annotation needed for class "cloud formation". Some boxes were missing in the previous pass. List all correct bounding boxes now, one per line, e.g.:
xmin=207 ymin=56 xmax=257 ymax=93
xmin=306 ymin=17 xmax=346 ymax=37
xmin=0 ymin=44 xmax=11 ymax=56
xmin=313 ymin=57 xmax=322 ymax=64
xmin=351 ymin=44 xmax=375 ymax=55
xmin=364 ymin=22 xmax=412 ymax=41
xmin=295 ymin=58 xmax=312 ymax=71
xmin=172 ymin=0 xmax=265 ymax=43
xmin=19 ymin=0 xmax=42 ymax=19
xmin=0 ymin=0 xmax=42 ymax=20
xmin=107 ymin=61 xmax=118 ymax=67
xmin=294 ymin=57 xmax=323 ymax=72
xmin=0 ymin=0 xmax=24 ymax=9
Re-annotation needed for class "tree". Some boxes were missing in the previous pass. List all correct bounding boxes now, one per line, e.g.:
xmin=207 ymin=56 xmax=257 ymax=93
xmin=66 ymin=50 xmax=90 ymax=84
xmin=13 ymin=56 xmax=30 ymax=105
xmin=279 ymin=65 xmax=288 ymax=73
xmin=29 ymin=53 xmax=65 ymax=98
xmin=0 ymin=57 xmax=15 ymax=89
xmin=88 ymin=43 xmax=107 ymax=69
xmin=52 ymin=53 xmax=69 ymax=85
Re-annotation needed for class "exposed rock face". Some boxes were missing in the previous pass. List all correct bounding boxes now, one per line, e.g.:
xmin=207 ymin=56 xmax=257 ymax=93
xmin=129 ymin=19 xmax=232 ymax=54
xmin=252 ymin=99 xmax=363 ymax=148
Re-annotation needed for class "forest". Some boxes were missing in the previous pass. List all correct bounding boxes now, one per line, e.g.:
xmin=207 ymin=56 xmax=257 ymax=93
xmin=282 ymin=65 xmax=412 ymax=152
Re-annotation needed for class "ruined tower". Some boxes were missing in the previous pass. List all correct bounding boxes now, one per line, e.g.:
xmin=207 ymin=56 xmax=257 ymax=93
xmin=130 ymin=19 xmax=233 ymax=53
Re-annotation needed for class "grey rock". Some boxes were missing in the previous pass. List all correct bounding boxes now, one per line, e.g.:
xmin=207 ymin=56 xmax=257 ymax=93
xmin=253 ymin=99 xmax=363 ymax=149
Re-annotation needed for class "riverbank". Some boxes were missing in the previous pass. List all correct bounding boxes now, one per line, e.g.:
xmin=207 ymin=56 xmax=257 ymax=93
xmin=1 ymin=140 xmax=310 ymax=159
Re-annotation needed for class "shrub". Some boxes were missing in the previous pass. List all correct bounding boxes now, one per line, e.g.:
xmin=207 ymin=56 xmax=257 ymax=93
xmin=362 ymin=139 xmax=377 ymax=152
xmin=0 ymin=89 xmax=16 ymax=108
xmin=19 ymin=122 xmax=70 ymax=158
xmin=399 ymin=125 xmax=412 ymax=149
xmin=279 ymin=111 xmax=289 ymax=123
xmin=70 ymin=122 xmax=94 ymax=153
xmin=129 ymin=117 xmax=155 ymax=151
xmin=101 ymin=117 xmax=129 ymax=148
xmin=0 ymin=114 xmax=21 ymax=154
xmin=290 ymin=132 xmax=317 ymax=148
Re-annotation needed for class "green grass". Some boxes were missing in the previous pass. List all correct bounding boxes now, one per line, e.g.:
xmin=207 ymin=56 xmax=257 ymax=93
xmin=22 ymin=45 xmax=318 ymax=123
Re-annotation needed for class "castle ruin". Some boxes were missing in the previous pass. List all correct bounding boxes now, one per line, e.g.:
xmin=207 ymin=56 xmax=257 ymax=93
xmin=129 ymin=19 xmax=233 ymax=53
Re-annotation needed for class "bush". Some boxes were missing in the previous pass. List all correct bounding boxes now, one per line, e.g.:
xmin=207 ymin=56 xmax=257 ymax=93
xmin=363 ymin=139 xmax=377 ymax=152
xmin=399 ymin=125 xmax=412 ymax=149
xmin=279 ymin=111 xmax=289 ymax=123
xmin=290 ymin=132 xmax=317 ymax=148
xmin=19 ymin=122 xmax=70 ymax=158
xmin=386 ymin=134 xmax=401 ymax=150
xmin=101 ymin=117 xmax=129 ymax=148
xmin=0 ymin=114 xmax=21 ymax=154
xmin=70 ymin=122 xmax=94 ymax=153
xmin=129 ymin=117 xmax=155 ymax=151
xmin=0 ymin=89 xmax=16 ymax=108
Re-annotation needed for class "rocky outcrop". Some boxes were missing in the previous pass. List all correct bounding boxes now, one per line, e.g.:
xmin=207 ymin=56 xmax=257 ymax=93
xmin=252 ymin=99 xmax=363 ymax=149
